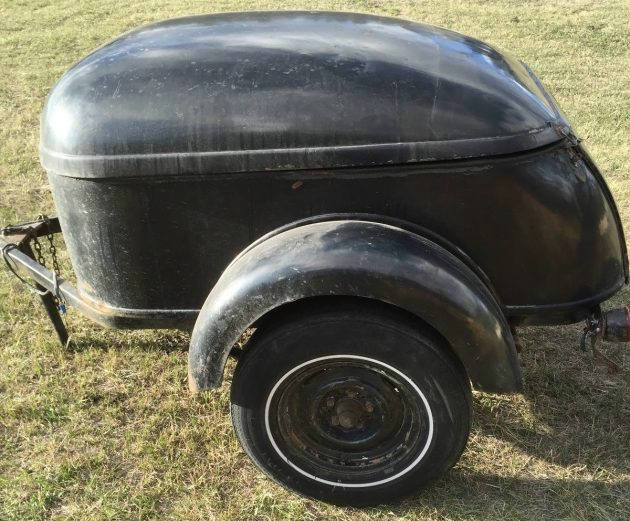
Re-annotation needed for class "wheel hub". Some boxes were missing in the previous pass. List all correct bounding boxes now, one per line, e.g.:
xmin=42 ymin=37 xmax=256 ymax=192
xmin=333 ymin=397 xmax=365 ymax=429
xmin=268 ymin=357 xmax=432 ymax=484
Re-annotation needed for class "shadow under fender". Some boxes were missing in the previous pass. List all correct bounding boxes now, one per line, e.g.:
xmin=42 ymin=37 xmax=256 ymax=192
xmin=188 ymin=220 xmax=523 ymax=394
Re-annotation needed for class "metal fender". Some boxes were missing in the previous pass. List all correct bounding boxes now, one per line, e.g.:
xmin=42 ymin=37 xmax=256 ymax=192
xmin=188 ymin=220 xmax=523 ymax=393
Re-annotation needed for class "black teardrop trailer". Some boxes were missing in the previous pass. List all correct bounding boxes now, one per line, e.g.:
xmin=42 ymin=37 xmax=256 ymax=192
xmin=2 ymin=11 xmax=628 ymax=506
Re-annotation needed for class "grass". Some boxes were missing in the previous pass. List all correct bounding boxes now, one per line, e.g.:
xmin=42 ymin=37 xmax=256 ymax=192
xmin=1 ymin=0 xmax=629 ymax=519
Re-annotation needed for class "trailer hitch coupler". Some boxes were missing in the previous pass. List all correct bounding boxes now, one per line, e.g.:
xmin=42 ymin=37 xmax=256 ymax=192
xmin=601 ymin=306 xmax=630 ymax=343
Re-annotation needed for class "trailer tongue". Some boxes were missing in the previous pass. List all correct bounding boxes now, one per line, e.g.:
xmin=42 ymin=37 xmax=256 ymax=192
xmin=1 ymin=216 xmax=169 ymax=334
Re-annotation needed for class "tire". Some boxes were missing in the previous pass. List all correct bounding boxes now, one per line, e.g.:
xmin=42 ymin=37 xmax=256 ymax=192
xmin=230 ymin=301 xmax=472 ymax=506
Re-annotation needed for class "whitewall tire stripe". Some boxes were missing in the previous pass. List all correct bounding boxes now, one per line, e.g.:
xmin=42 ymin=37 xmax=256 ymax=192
xmin=264 ymin=354 xmax=434 ymax=488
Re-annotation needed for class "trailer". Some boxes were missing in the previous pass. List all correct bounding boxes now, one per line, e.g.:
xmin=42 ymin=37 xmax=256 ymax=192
xmin=2 ymin=11 xmax=628 ymax=505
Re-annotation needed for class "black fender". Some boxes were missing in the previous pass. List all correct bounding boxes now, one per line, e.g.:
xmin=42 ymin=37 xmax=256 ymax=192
xmin=188 ymin=220 xmax=523 ymax=393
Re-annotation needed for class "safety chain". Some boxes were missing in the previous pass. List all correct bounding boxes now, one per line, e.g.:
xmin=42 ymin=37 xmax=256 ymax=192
xmin=47 ymin=227 xmax=61 ymax=279
xmin=33 ymin=235 xmax=46 ymax=267
xmin=36 ymin=215 xmax=66 ymax=314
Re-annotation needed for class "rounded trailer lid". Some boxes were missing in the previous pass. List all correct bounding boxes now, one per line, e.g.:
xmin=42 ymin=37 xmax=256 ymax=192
xmin=40 ymin=11 xmax=568 ymax=179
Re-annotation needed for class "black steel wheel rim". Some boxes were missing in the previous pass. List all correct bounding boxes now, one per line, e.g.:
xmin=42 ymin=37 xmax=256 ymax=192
xmin=264 ymin=355 xmax=433 ymax=486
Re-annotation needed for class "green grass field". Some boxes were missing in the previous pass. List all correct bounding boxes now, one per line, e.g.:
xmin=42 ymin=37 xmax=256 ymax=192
xmin=1 ymin=0 xmax=629 ymax=519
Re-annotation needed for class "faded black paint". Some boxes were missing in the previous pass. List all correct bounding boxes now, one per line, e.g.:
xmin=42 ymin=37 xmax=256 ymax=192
xmin=33 ymin=12 xmax=628 ymax=395
xmin=41 ymin=11 xmax=567 ymax=177
xmin=48 ymin=143 xmax=626 ymax=324
xmin=188 ymin=221 xmax=522 ymax=393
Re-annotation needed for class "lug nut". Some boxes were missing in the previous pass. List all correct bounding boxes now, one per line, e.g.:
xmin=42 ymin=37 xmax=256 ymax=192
xmin=365 ymin=401 xmax=374 ymax=413
xmin=326 ymin=396 xmax=335 ymax=408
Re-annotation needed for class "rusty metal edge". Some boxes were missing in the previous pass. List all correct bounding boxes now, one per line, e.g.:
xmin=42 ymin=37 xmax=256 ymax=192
xmin=1 ymin=233 xmax=196 ymax=330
